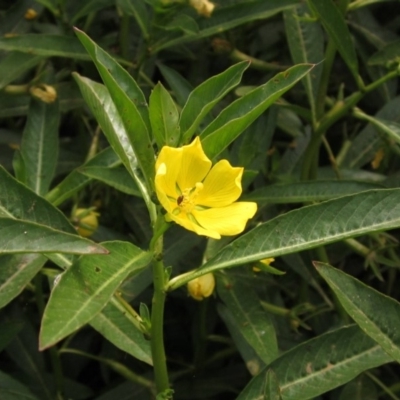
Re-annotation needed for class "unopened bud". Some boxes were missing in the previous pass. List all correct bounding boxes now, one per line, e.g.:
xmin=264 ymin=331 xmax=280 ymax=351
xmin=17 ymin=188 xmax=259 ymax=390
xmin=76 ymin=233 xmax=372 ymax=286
xmin=187 ymin=273 xmax=215 ymax=301
xmin=24 ymin=8 xmax=38 ymax=20
xmin=72 ymin=208 xmax=100 ymax=237
xmin=29 ymin=84 xmax=57 ymax=103
xmin=189 ymin=0 xmax=215 ymax=17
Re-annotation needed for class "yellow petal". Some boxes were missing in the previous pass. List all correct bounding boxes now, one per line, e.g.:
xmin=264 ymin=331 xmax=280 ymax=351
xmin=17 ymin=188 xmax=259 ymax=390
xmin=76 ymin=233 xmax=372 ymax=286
xmin=176 ymin=137 xmax=211 ymax=191
xmin=197 ymin=159 xmax=243 ymax=207
xmin=156 ymin=148 xmax=182 ymax=200
xmin=168 ymin=211 xmax=221 ymax=239
xmin=193 ymin=202 xmax=257 ymax=236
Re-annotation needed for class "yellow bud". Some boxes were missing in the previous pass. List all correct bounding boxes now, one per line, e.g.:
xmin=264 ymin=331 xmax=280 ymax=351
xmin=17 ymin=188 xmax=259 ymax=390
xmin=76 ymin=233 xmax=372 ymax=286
xmin=29 ymin=84 xmax=57 ymax=103
xmin=24 ymin=8 xmax=38 ymax=20
xmin=253 ymin=258 xmax=275 ymax=272
xmin=189 ymin=0 xmax=215 ymax=17
xmin=72 ymin=208 xmax=100 ymax=237
xmin=187 ymin=273 xmax=215 ymax=301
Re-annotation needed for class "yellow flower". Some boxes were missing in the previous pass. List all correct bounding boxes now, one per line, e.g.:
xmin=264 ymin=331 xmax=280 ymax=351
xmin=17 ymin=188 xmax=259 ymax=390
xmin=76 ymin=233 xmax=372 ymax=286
xmin=155 ymin=137 xmax=257 ymax=239
xmin=189 ymin=0 xmax=215 ymax=17
xmin=187 ymin=273 xmax=215 ymax=301
xmin=24 ymin=8 xmax=38 ymax=20
xmin=72 ymin=208 xmax=100 ymax=237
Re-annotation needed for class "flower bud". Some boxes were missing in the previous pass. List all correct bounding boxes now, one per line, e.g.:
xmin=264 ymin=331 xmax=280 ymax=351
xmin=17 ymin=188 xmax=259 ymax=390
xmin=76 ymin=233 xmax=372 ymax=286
xmin=29 ymin=84 xmax=57 ymax=103
xmin=72 ymin=208 xmax=100 ymax=237
xmin=24 ymin=8 xmax=38 ymax=20
xmin=189 ymin=0 xmax=215 ymax=17
xmin=187 ymin=273 xmax=215 ymax=301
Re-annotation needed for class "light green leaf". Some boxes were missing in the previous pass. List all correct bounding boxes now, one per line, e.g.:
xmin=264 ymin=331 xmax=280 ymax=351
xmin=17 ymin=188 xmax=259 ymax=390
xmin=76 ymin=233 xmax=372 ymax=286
xmin=90 ymin=299 xmax=152 ymax=365
xmin=308 ymin=0 xmax=359 ymax=80
xmin=45 ymin=147 xmax=120 ymax=206
xmin=149 ymin=82 xmax=180 ymax=148
xmin=72 ymin=74 xmax=149 ymax=203
xmin=39 ymin=241 xmax=152 ymax=349
xmin=80 ymin=166 xmax=141 ymax=197
xmin=201 ymin=188 xmax=400 ymax=275
xmin=74 ymin=29 xmax=154 ymax=191
xmin=180 ymin=61 xmax=249 ymax=142
xmin=284 ymin=3 xmax=323 ymax=120
xmin=0 ymin=34 xmax=88 ymax=59
xmin=246 ymin=180 xmax=382 ymax=204
xmin=217 ymin=272 xmax=278 ymax=366
xmin=0 ymin=52 xmax=43 ymax=90
xmin=315 ymin=261 xmax=400 ymax=363
xmin=200 ymin=64 xmax=314 ymax=159
xmin=237 ymin=325 xmax=393 ymax=400
xmin=264 ymin=370 xmax=283 ymax=400
xmin=0 ymin=254 xmax=46 ymax=308
xmin=19 ymin=97 xmax=59 ymax=195
xmin=117 ymin=0 xmax=149 ymax=39
xmin=0 ymin=218 xmax=107 ymax=255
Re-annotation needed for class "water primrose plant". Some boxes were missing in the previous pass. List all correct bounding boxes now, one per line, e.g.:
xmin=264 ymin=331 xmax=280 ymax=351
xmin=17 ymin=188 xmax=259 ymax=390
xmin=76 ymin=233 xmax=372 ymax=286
xmin=1 ymin=1 xmax=400 ymax=399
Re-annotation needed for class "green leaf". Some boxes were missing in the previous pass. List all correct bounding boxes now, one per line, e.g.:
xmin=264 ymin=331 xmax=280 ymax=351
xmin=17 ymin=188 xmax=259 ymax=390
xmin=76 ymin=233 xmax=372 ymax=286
xmin=90 ymin=299 xmax=152 ymax=365
xmin=80 ymin=166 xmax=141 ymax=197
xmin=284 ymin=3 xmax=323 ymax=120
xmin=74 ymin=29 xmax=154 ymax=191
xmin=315 ymin=261 xmax=400 ymax=363
xmin=19 ymin=97 xmax=60 ymax=195
xmin=72 ymin=74 xmax=150 ymax=202
xmin=70 ymin=0 xmax=115 ymax=24
xmin=39 ymin=241 xmax=152 ymax=349
xmin=217 ymin=272 xmax=278 ymax=365
xmin=264 ymin=370 xmax=283 ymax=400
xmin=338 ymin=375 xmax=378 ymax=400
xmin=308 ymin=0 xmax=359 ymax=80
xmin=152 ymin=0 xmax=300 ymax=52
xmin=0 ymin=52 xmax=43 ymax=90
xmin=238 ymin=325 xmax=392 ymax=400
xmin=218 ymin=304 xmax=265 ymax=376
xmin=0 ymin=370 xmax=39 ymax=400
xmin=0 ymin=34 xmax=89 ymax=59
xmin=246 ymin=180 xmax=382 ymax=204
xmin=180 ymin=61 xmax=249 ymax=142
xmin=157 ymin=63 xmax=193 ymax=107
xmin=0 ymin=254 xmax=46 ymax=308
xmin=368 ymin=39 xmax=400 ymax=67
xmin=354 ymin=108 xmax=400 ymax=146
xmin=0 ymin=218 xmax=107 ymax=255
xmin=201 ymin=189 xmax=400 ymax=274
xmin=117 ymin=0 xmax=149 ymax=40
xmin=200 ymin=64 xmax=314 ymax=159
xmin=45 ymin=147 xmax=120 ymax=206
xmin=149 ymin=82 xmax=180 ymax=148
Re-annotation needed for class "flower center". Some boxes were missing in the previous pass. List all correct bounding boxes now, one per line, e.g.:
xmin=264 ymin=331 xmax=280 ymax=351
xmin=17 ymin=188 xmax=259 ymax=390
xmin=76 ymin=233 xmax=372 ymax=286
xmin=174 ymin=182 xmax=203 ymax=214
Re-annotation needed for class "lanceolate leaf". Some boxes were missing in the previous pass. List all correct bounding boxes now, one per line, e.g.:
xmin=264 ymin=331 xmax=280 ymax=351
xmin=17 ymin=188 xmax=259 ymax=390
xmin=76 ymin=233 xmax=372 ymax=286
xmin=117 ymin=0 xmax=149 ymax=40
xmin=246 ymin=180 xmax=382 ymax=204
xmin=180 ymin=61 xmax=249 ymax=142
xmin=19 ymin=97 xmax=60 ymax=196
xmin=73 ymin=74 xmax=150 ymax=203
xmin=284 ymin=3 xmax=323 ymax=120
xmin=198 ymin=188 xmax=400 ymax=276
xmin=217 ymin=273 xmax=278 ymax=365
xmin=315 ymin=262 xmax=400 ymax=363
xmin=0 ymin=34 xmax=88 ymax=59
xmin=237 ymin=325 xmax=393 ymax=400
xmin=308 ymin=0 xmax=359 ymax=80
xmin=39 ymin=241 xmax=152 ymax=350
xmin=74 ymin=29 xmax=154 ymax=191
xmin=0 ymin=218 xmax=107 ymax=255
xmin=90 ymin=300 xmax=152 ymax=365
xmin=200 ymin=64 xmax=314 ymax=159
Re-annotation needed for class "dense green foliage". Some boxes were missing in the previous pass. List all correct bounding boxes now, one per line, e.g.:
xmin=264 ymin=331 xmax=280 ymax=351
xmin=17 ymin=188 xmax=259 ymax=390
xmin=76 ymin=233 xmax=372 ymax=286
xmin=1 ymin=0 xmax=400 ymax=399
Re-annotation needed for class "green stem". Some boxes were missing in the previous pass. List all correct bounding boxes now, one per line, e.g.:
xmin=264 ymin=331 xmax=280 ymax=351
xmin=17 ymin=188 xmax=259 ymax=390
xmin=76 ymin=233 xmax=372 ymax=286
xmin=150 ymin=235 xmax=170 ymax=394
